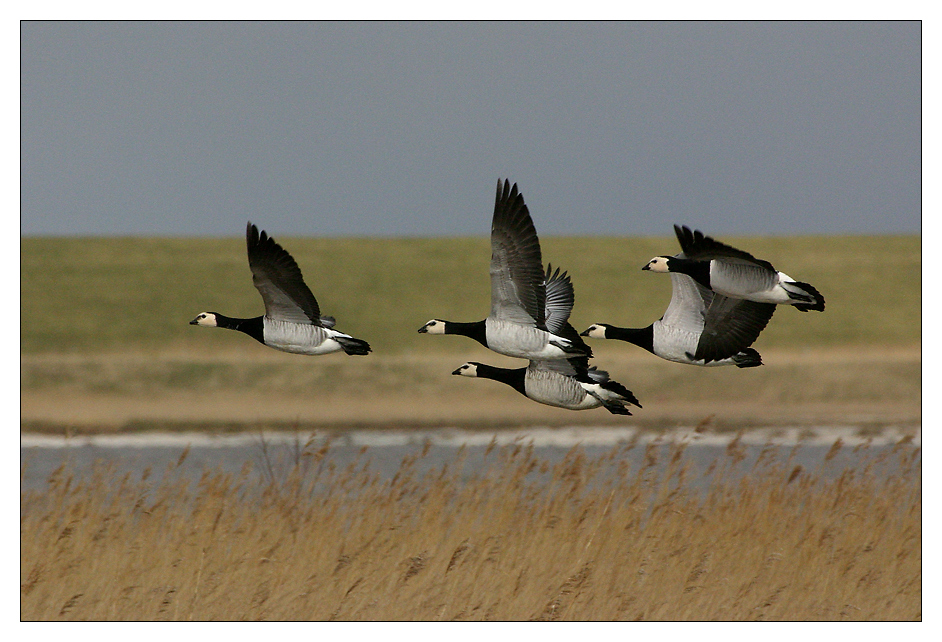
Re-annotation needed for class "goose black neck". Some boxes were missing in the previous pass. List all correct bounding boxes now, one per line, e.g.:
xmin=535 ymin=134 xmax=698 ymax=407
xmin=474 ymin=363 xmax=528 ymax=398
xmin=668 ymin=257 xmax=711 ymax=289
xmin=444 ymin=320 xmax=488 ymax=348
xmin=216 ymin=314 xmax=265 ymax=345
xmin=606 ymin=324 xmax=655 ymax=354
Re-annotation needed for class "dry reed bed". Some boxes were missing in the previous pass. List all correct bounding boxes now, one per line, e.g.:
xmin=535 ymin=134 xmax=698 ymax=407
xmin=20 ymin=437 xmax=921 ymax=621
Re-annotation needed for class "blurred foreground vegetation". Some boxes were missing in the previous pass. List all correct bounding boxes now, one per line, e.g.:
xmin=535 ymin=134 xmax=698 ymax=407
xmin=21 ymin=437 xmax=921 ymax=621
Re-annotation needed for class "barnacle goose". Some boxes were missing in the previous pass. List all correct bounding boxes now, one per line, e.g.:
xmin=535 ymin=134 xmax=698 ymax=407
xmin=190 ymin=222 xmax=371 ymax=356
xmin=582 ymin=265 xmax=775 ymax=367
xmin=418 ymin=179 xmax=590 ymax=360
xmin=642 ymin=225 xmax=825 ymax=312
xmin=452 ymin=360 xmax=640 ymax=415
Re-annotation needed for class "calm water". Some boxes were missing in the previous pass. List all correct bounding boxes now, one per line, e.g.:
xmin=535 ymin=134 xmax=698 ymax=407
xmin=21 ymin=426 xmax=920 ymax=494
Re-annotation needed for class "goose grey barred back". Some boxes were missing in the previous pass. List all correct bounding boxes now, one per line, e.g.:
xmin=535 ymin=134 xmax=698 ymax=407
xmin=418 ymin=179 xmax=591 ymax=360
xmin=643 ymin=225 xmax=825 ymax=312
xmin=190 ymin=222 xmax=371 ymax=356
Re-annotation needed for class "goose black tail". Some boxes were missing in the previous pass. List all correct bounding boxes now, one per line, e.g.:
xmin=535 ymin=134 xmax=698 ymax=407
xmin=602 ymin=381 xmax=642 ymax=408
xmin=788 ymin=281 xmax=825 ymax=312
xmin=732 ymin=348 xmax=763 ymax=368
xmin=585 ymin=366 xmax=642 ymax=408
xmin=601 ymin=401 xmax=632 ymax=416
xmin=337 ymin=337 xmax=372 ymax=356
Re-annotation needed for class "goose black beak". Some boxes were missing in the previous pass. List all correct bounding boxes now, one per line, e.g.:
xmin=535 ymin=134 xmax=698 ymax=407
xmin=451 ymin=367 xmax=463 ymax=375
xmin=189 ymin=318 xmax=200 ymax=325
xmin=641 ymin=263 xmax=651 ymax=271
xmin=579 ymin=328 xmax=590 ymax=336
xmin=417 ymin=325 xmax=428 ymax=333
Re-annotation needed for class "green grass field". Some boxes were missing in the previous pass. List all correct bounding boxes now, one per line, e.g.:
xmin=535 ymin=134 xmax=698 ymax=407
xmin=20 ymin=235 xmax=920 ymax=355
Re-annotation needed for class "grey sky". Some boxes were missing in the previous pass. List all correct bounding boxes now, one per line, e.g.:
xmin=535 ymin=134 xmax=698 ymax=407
xmin=21 ymin=21 xmax=921 ymax=237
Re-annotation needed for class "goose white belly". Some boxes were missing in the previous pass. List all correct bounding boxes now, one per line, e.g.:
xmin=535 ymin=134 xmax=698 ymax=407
xmin=262 ymin=318 xmax=343 ymax=355
xmin=484 ymin=318 xmax=571 ymax=359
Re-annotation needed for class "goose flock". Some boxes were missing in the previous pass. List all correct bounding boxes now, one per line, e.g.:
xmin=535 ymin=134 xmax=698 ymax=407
xmin=191 ymin=179 xmax=824 ymax=416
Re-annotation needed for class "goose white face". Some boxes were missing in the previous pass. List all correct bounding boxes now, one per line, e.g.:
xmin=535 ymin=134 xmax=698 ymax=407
xmin=418 ymin=319 xmax=446 ymax=334
xmin=643 ymin=257 xmax=671 ymax=273
xmin=582 ymin=324 xmax=607 ymax=339
xmin=451 ymin=362 xmax=478 ymax=377
xmin=190 ymin=312 xmax=218 ymax=327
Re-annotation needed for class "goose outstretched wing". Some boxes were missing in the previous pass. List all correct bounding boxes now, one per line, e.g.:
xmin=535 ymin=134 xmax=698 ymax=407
xmin=489 ymin=180 xmax=546 ymax=327
xmin=696 ymin=294 xmax=776 ymax=363
xmin=543 ymin=263 xmax=594 ymax=360
xmin=673 ymin=224 xmax=776 ymax=272
xmin=246 ymin=222 xmax=323 ymax=326
xmin=543 ymin=264 xmax=574 ymax=335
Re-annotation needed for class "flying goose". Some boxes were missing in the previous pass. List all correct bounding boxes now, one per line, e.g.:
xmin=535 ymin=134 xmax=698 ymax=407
xmin=643 ymin=225 xmax=825 ymax=312
xmin=418 ymin=179 xmax=591 ymax=360
xmin=451 ymin=265 xmax=639 ymax=414
xmin=581 ymin=268 xmax=775 ymax=367
xmin=190 ymin=222 xmax=371 ymax=356
xmin=452 ymin=360 xmax=640 ymax=415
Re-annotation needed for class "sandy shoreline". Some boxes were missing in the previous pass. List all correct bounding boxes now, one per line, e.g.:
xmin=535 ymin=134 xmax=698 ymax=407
xmin=20 ymin=424 xmax=921 ymax=449
xmin=21 ymin=345 xmax=921 ymax=435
